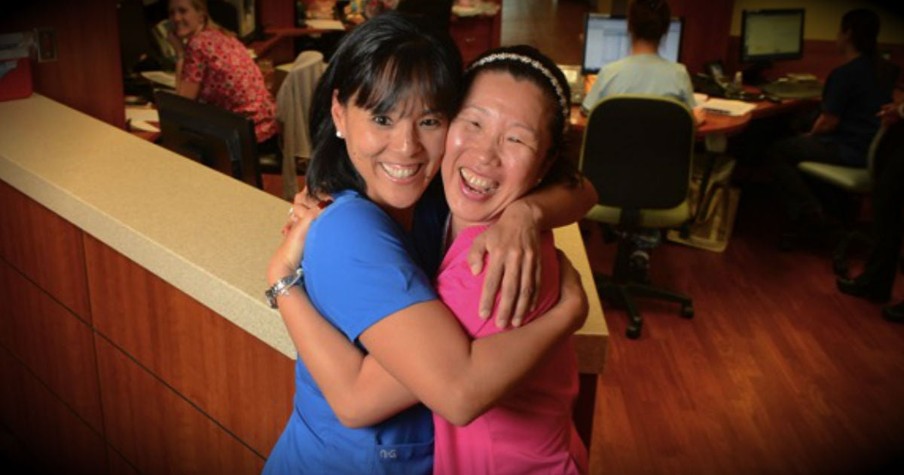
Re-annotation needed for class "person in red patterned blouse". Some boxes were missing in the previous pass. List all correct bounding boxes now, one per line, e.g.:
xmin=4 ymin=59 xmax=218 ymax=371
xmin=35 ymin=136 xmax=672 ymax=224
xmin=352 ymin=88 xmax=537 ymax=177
xmin=166 ymin=0 xmax=278 ymax=147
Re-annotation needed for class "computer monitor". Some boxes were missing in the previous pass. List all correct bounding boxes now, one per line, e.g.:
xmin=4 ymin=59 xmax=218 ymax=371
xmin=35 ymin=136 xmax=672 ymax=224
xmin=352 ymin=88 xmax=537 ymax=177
xmin=581 ymin=14 xmax=683 ymax=75
xmin=740 ymin=9 xmax=805 ymax=63
xmin=155 ymin=91 xmax=262 ymax=188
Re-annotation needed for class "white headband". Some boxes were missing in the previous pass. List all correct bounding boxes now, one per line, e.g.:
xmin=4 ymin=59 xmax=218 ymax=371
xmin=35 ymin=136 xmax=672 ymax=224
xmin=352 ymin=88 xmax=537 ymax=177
xmin=467 ymin=52 xmax=570 ymax=126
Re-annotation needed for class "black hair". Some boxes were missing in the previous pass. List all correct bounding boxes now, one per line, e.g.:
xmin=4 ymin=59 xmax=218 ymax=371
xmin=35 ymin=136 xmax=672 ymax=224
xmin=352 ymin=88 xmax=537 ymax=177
xmin=464 ymin=45 xmax=581 ymax=188
xmin=840 ymin=8 xmax=899 ymax=90
xmin=627 ymin=0 xmax=671 ymax=45
xmin=841 ymin=8 xmax=879 ymax=57
xmin=305 ymin=11 xmax=462 ymax=197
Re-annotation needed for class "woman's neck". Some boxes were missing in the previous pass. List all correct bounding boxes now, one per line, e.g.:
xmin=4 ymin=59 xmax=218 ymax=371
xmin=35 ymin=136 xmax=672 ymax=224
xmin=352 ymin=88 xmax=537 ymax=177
xmin=631 ymin=39 xmax=660 ymax=55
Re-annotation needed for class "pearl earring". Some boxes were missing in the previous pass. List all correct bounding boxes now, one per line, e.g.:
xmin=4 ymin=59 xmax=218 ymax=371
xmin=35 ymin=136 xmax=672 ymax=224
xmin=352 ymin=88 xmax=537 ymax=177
xmin=336 ymin=130 xmax=344 ymax=139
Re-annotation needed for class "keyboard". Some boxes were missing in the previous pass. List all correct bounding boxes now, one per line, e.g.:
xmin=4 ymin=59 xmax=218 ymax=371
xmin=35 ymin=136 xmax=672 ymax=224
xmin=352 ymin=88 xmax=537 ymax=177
xmin=760 ymin=80 xmax=822 ymax=99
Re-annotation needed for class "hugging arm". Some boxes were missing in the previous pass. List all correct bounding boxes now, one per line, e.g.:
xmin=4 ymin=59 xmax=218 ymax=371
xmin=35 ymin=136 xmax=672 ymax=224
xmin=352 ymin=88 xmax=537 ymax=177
xmin=469 ymin=176 xmax=597 ymax=327
xmin=269 ymin=241 xmax=587 ymax=428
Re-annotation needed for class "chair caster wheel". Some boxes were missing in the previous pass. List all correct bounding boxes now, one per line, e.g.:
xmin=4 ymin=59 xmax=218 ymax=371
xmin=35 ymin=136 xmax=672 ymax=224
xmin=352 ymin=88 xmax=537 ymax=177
xmin=626 ymin=324 xmax=641 ymax=339
xmin=680 ymin=305 xmax=694 ymax=319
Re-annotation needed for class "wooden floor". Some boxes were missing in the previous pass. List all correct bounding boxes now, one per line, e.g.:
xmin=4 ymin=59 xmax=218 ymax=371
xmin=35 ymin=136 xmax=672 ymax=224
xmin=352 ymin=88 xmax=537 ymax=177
xmin=582 ymin=183 xmax=904 ymax=474
xmin=500 ymin=2 xmax=904 ymax=473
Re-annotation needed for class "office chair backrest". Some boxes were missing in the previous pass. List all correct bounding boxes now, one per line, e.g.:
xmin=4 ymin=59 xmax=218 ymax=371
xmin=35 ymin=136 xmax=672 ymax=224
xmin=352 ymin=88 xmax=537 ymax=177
xmin=580 ymin=95 xmax=695 ymax=210
xmin=155 ymin=90 xmax=262 ymax=188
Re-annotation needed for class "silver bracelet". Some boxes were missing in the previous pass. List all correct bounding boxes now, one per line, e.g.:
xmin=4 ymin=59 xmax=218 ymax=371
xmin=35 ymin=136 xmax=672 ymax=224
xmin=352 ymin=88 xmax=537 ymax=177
xmin=265 ymin=267 xmax=304 ymax=309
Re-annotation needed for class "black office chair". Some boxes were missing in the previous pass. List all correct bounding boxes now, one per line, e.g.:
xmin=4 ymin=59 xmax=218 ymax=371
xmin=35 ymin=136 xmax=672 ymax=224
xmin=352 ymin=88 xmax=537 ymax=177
xmin=580 ymin=95 xmax=695 ymax=339
xmin=155 ymin=90 xmax=263 ymax=188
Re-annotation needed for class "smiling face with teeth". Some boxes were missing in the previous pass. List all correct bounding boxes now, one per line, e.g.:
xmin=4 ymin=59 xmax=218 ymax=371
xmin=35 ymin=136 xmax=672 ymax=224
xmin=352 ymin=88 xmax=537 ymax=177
xmin=442 ymin=71 xmax=554 ymax=234
xmin=332 ymin=91 xmax=447 ymax=225
xmin=168 ymin=0 xmax=206 ymax=40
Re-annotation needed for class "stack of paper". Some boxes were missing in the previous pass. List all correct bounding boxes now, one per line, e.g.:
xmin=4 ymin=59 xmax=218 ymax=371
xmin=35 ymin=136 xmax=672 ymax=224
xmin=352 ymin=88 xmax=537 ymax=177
xmin=126 ymin=107 xmax=160 ymax=133
xmin=140 ymin=70 xmax=176 ymax=89
xmin=700 ymin=98 xmax=756 ymax=117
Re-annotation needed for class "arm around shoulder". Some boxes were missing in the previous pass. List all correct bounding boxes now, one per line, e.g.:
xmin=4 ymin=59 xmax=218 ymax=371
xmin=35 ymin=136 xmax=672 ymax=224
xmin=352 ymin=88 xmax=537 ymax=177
xmin=358 ymin=251 xmax=588 ymax=426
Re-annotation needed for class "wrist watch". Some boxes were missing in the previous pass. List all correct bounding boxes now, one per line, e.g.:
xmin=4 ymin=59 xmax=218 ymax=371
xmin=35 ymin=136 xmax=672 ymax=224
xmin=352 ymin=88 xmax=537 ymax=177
xmin=265 ymin=267 xmax=304 ymax=309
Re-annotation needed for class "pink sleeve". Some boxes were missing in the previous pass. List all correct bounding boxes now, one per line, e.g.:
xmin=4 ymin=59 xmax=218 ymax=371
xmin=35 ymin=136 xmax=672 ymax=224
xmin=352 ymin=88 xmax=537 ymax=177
xmin=180 ymin=37 xmax=207 ymax=84
xmin=436 ymin=231 xmax=560 ymax=339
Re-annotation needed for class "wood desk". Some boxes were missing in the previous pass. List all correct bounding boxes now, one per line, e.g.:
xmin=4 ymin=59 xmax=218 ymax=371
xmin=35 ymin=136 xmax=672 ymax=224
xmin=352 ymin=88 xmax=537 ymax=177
xmin=570 ymin=92 xmax=819 ymax=156
xmin=569 ymin=104 xmax=752 ymax=141
xmin=574 ymin=75 xmax=818 ymax=145
xmin=0 ymin=94 xmax=608 ymax=474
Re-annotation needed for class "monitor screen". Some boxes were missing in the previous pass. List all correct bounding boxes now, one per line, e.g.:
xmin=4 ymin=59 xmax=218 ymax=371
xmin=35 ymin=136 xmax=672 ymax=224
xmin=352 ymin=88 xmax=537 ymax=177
xmin=581 ymin=14 xmax=683 ymax=75
xmin=740 ymin=9 xmax=805 ymax=63
xmin=155 ymin=91 xmax=262 ymax=189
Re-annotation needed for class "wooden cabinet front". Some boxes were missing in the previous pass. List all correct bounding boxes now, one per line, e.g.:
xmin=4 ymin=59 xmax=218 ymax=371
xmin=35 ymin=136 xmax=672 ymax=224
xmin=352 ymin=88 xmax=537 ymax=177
xmin=0 ymin=182 xmax=296 ymax=474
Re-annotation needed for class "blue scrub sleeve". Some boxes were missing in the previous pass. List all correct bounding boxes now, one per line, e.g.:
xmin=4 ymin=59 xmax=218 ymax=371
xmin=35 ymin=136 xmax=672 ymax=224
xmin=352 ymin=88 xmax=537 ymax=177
xmin=302 ymin=196 xmax=438 ymax=344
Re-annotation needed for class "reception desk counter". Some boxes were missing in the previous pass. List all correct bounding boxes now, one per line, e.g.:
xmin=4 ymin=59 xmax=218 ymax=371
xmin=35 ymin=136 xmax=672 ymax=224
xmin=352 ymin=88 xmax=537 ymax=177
xmin=0 ymin=94 xmax=608 ymax=474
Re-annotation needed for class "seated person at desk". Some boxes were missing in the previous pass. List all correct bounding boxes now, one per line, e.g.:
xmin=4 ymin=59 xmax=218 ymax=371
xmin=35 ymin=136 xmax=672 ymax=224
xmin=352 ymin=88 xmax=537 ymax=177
xmin=580 ymin=0 xmax=705 ymax=124
xmin=766 ymin=8 xmax=896 ymax=242
xmin=165 ymin=0 xmax=278 ymax=151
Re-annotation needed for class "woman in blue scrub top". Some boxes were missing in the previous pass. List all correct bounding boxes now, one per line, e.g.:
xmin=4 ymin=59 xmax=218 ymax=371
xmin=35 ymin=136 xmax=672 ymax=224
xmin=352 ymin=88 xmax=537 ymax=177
xmin=263 ymin=12 xmax=596 ymax=474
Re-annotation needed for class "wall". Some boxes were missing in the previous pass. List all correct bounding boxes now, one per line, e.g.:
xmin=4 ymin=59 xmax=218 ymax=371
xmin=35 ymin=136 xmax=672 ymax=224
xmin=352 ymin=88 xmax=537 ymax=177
xmin=725 ymin=0 xmax=904 ymax=81
xmin=730 ymin=0 xmax=904 ymax=42
xmin=0 ymin=0 xmax=125 ymax=128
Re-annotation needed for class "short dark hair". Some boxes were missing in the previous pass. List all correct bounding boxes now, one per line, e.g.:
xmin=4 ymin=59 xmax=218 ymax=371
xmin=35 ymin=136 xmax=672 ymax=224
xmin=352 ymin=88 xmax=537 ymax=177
xmin=305 ymin=12 xmax=462 ymax=197
xmin=627 ymin=0 xmax=671 ymax=45
xmin=464 ymin=45 xmax=581 ymax=188
xmin=841 ymin=8 xmax=880 ymax=56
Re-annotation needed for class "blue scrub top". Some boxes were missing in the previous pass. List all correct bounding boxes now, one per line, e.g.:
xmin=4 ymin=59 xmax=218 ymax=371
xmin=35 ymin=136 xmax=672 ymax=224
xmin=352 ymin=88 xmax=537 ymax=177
xmin=263 ymin=188 xmax=446 ymax=474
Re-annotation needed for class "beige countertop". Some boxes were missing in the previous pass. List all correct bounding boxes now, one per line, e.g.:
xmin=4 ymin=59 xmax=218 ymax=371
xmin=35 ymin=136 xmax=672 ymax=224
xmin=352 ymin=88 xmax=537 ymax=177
xmin=0 ymin=94 xmax=607 ymax=371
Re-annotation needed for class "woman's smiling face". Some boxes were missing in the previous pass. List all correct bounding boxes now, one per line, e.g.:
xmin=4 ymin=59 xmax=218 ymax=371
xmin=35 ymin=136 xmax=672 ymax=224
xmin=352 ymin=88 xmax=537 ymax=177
xmin=168 ymin=0 xmax=206 ymax=39
xmin=332 ymin=92 xmax=448 ymax=215
xmin=442 ymin=71 xmax=554 ymax=229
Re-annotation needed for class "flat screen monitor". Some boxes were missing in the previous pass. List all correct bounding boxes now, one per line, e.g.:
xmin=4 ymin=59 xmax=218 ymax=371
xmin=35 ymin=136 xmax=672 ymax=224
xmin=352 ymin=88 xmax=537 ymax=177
xmin=740 ymin=9 xmax=805 ymax=63
xmin=155 ymin=91 xmax=262 ymax=188
xmin=582 ymin=14 xmax=683 ymax=75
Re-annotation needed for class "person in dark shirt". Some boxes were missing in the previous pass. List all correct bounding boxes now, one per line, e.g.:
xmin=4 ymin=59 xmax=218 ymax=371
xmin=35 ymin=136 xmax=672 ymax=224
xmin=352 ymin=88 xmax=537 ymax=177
xmin=837 ymin=98 xmax=904 ymax=322
xmin=767 ymin=8 xmax=896 ymax=244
